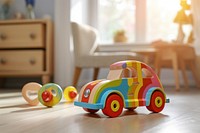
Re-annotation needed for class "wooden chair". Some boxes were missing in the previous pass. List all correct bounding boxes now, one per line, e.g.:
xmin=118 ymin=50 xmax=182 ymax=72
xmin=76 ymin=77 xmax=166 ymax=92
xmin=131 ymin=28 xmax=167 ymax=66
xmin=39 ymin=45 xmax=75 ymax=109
xmin=153 ymin=43 xmax=199 ymax=91
xmin=176 ymin=45 xmax=200 ymax=88
xmin=154 ymin=45 xmax=180 ymax=90
xmin=71 ymin=22 xmax=140 ymax=87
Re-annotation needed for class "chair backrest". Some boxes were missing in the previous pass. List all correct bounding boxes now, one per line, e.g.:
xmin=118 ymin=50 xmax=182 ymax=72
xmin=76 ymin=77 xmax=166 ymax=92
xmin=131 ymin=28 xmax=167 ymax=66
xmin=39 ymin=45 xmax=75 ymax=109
xmin=154 ymin=44 xmax=196 ymax=60
xmin=175 ymin=45 xmax=196 ymax=60
xmin=153 ymin=44 xmax=177 ymax=60
xmin=71 ymin=22 xmax=98 ymax=59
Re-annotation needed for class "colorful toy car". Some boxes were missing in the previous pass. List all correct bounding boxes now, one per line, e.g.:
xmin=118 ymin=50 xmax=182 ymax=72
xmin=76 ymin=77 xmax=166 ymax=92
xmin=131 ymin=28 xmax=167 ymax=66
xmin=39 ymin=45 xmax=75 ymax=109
xmin=74 ymin=60 xmax=170 ymax=117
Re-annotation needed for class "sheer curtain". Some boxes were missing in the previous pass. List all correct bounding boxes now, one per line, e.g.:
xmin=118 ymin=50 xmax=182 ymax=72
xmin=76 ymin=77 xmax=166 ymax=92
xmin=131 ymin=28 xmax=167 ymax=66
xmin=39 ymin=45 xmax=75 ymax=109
xmin=191 ymin=0 xmax=200 ymax=55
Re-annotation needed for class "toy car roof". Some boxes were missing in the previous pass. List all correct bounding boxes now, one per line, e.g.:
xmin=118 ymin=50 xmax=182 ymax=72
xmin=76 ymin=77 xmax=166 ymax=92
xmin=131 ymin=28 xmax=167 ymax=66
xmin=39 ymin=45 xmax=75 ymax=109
xmin=110 ymin=60 xmax=147 ymax=70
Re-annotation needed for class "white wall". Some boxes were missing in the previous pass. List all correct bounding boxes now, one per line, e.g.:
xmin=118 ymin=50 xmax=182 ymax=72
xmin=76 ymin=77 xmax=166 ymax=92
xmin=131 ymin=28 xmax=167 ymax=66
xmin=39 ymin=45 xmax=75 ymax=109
xmin=11 ymin=0 xmax=54 ymax=19
xmin=54 ymin=1 xmax=72 ymax=87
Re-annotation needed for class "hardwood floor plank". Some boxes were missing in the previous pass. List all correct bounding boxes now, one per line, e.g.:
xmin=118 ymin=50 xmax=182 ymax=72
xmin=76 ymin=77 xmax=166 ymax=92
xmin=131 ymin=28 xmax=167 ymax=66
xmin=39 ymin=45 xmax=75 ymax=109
xmin=0 ymin=88 xmax=200 ymax=133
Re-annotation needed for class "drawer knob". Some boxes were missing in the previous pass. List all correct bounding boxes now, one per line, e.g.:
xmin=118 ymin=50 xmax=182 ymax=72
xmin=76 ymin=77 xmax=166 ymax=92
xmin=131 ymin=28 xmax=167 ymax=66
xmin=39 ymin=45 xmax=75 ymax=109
xmin=0 ymin=33 xmax=7 ymax=40
xmin=30 ymin=58 xmax=36 ymax=65
xmin=30 ymin=33 xmax=36 ymax=39
xmin=0 ymin=58 xmax=6 ymax=64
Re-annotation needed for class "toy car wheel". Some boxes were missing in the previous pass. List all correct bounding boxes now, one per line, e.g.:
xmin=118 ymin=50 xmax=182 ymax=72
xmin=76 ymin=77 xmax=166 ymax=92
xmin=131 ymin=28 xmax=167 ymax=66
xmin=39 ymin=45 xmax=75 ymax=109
xmin=125 ymin=107 xmax=137 ymax=111
xmin=102 ymin=94 xmax=123 ymax=118
xmin=83 ymin=108 xmax=99 ymax=114
xmin=146 ymin=91 xmax=165 ymax=113
xmin=146 ymin=106 xmax=153 ymax=111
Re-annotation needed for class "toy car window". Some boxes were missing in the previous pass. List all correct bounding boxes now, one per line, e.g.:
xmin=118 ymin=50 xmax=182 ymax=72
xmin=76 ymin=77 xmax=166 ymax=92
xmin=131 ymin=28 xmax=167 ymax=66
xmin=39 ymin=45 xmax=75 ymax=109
xmin=131 ymin=68 xmax=137 ymax=77
xmin=142 ymin=68 xmax=153 ymax=78
xmin=107 ymin=69 xmax=123 ymax=80
xmin=122 ymin=68 xmax=137 ymax=78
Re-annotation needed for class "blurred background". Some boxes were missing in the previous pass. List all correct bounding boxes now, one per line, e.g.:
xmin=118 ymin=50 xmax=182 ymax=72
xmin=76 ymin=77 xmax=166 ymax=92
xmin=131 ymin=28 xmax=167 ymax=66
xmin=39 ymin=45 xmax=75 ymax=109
xmin=0 ymin=0 xmax=200 ymax=90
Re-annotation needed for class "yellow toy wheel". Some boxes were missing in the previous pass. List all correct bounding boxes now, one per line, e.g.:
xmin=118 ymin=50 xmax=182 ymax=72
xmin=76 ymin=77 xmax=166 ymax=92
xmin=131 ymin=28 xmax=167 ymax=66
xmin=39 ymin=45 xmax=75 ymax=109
xmin=64 ymin=86 xmax=77 ymax=102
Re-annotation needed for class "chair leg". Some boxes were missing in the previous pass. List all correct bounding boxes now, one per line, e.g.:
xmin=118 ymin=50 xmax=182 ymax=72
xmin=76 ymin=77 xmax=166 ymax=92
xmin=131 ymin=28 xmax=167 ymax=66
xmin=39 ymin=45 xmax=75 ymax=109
xmin=93 ymin=68 xmax=99 ymax=80
xmin=172 ymin=56 xmax=180 ymax=91
xmin=73 ymin=67 xmax=82 ymax=88
xmin=0 ymin=78 xmax=5 ymax=88
xmin=154 ymin=58 xmax=161 ymax=78
xmin=189 ymin=61 xmax=200 ymax=88
xmin=180 ymin=60 xmax=189 ymax=89
xmin=42 ymin=75 xmax=51 ymax=84
xmin=157 ymin=66 xmax=161 ymax=78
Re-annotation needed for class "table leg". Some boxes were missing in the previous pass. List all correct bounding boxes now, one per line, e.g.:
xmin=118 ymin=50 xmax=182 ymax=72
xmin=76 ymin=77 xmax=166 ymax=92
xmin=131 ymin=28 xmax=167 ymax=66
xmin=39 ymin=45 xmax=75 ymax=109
xmin=189 ymin=61 xmax=200 ymax=88
xmin=180 ymin=60 xmax=189 ymax=89
xmin=172 ymin=54 xmax=180 ymax=91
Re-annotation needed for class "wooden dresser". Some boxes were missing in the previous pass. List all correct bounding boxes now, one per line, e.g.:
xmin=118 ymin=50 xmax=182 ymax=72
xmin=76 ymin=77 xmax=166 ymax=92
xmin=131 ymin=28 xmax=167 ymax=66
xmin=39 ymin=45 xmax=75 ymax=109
xmin=0 ymin=19 xmax=53 ymax=84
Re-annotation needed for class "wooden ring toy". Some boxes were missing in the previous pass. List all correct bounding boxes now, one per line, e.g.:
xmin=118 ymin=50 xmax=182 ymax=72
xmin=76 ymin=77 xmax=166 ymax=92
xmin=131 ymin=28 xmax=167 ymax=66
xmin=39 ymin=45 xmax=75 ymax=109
xmin=38 ymin=83 xmax=63 ymax=107
xmin=64 ymin=86 xmax=77 ymax=102
xmin=22 ymin=82 xmax=42 ymax=106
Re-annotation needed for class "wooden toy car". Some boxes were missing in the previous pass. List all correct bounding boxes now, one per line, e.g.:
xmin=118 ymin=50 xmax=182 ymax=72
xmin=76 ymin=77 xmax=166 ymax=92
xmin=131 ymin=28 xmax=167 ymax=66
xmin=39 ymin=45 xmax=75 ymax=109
xmin=74 ymin=60 xmax=170 ymax=117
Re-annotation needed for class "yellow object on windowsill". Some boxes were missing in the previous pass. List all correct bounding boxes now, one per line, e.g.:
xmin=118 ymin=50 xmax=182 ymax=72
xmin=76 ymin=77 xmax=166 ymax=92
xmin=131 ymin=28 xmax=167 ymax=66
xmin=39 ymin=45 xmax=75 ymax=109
xmin=173 ymin=0 xmax=192 ymax=44
xmin=113 ymin=30 xmax=127 ymax=43
xmin=173 ymin=9 xmax=190 ymax=43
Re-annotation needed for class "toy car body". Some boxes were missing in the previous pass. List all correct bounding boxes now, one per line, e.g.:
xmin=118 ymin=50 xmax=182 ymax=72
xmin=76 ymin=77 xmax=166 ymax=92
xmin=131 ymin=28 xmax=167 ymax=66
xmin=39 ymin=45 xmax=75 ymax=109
xmin=74 ymin=60 xmax=169 ymax=117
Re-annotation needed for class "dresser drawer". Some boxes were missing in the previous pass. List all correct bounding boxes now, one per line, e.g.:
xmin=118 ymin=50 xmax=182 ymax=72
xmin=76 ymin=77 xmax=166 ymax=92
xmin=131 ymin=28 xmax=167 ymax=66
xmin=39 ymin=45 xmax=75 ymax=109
xmin=0 ymin=24 xmax=44 ymax=48
xmin=0 ymin=50 xmax=44 ymax=71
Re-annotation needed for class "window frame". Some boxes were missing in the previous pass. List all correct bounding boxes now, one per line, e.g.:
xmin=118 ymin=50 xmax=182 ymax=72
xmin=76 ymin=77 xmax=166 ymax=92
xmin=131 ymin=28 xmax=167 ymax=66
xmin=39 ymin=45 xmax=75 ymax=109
xmin=96 ymin=0 xmax=147 ymax=44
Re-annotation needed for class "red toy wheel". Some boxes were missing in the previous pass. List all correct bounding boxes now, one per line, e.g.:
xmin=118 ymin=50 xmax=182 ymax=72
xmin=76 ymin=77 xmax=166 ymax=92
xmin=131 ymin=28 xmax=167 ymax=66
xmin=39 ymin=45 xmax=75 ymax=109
xmin=146 ymin=105 xmax=153 ymax=111
xmin=146 ymin=91 xmax=165 ymax=113
xmin=83 ymin=108 xmax=99 ymax=114
xmin=102 ymin=94 xmax=124 ymax=118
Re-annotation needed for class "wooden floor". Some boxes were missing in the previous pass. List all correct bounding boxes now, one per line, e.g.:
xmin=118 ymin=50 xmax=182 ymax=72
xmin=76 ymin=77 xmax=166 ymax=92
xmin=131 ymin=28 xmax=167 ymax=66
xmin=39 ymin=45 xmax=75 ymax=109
xmin=0 ymin=87 xmax=200 ymax=133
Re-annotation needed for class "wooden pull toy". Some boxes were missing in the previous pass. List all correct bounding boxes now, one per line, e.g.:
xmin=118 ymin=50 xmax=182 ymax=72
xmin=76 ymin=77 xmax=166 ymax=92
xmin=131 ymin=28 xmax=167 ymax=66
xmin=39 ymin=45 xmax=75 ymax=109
xmin=22 ymin=82 xmax=78 ymax=107
xmin=22 ymin=82 xmax=42 ymax=106
xmin=38 ymin=83 xmax=63 ymax=107
xmin=74 ymin=60 xmax=170 ymax=117
xmin=63 ymin=86 xmax=77 ymax=102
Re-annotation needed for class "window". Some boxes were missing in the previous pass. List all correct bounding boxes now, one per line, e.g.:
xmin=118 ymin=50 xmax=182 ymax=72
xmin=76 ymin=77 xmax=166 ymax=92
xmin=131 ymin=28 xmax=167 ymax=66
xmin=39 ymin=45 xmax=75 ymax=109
xmin=98 ymin=0 xmax=191 ymax=44
xmin=99 ymin=0 xmax=135 ymax=43
xmin=71 ymin=0 xmax=84 ymax=23
xmin=146 ymin=0 xmax=180 ymax=42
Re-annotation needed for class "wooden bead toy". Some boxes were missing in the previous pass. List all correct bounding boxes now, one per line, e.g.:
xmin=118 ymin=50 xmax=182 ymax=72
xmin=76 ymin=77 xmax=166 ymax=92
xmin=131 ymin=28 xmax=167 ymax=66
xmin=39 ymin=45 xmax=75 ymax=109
xmin=63 ymin=86 xmax=77 ymax=102
xmin=22 ymin=82 xmax=42 ymax=106
xmin=38 ymin=83 xmax=63 ymax=107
